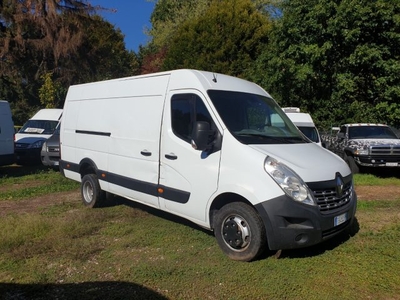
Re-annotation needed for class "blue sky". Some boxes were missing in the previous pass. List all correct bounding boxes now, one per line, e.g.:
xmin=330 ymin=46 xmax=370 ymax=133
xmin=90 ymin=0 xmax=155 ymax=52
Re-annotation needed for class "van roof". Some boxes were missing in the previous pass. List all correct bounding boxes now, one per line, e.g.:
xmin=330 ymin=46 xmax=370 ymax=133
xmin=285 ymin=112 xmax=315 ymax=127
xmin=30 ymin=108 xmax=63 ymax=121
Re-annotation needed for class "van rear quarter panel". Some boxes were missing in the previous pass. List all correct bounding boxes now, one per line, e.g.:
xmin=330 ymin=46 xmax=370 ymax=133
xmin=62 ymin=74 xmax=170 ymax=201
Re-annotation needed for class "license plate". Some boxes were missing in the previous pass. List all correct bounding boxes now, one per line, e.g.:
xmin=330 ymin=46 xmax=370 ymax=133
xmin=334 ymin=212 xmax=348 ymax=227
xmin=386 ymin=162 xmax=398 ymax=167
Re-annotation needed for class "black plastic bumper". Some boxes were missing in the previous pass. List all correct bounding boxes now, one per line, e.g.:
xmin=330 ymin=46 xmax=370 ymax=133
xmin=255 ymin=193 xmax=357 ymax=250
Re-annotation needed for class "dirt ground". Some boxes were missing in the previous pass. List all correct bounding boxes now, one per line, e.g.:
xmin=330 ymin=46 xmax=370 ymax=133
xmin=0 ymin=185 xmax=399 ymax=217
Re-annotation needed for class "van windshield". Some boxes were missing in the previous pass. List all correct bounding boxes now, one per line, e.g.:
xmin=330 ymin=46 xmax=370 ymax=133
xmin=19 ymin=120 xmax=59 ymax=135
xmin=208 ymin=90 xmax=308 ymax=144
xmin=297 ymin=126 xmax=320 ymax=143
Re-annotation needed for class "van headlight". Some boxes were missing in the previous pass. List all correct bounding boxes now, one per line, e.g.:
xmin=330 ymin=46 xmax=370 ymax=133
xmin=264 ymin=156 xmax=315 ymax=206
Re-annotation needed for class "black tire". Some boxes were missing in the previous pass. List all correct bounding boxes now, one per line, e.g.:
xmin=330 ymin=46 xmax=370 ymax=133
xmin=81 ymin=174 xmax=105 ymax=208
xmin=214 ymin=202 xmax=267 ymax=262
xmin=346 ymin=155 xmax=360 ymax=174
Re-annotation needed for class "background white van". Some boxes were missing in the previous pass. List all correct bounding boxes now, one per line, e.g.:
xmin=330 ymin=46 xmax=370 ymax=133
xmin=0 ymin=100 xmax=15 ymax=166
xmin=15 ymin=108 xmax=62 ymax=165
xmin=283 ymin=107 xmax=322 ymax=146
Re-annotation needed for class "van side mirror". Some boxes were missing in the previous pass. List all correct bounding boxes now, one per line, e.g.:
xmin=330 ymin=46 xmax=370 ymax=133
xmin=191 ymin=121 xmax=214 ymax=151
xmin=337 ymin=132 xmax=345 ymax=139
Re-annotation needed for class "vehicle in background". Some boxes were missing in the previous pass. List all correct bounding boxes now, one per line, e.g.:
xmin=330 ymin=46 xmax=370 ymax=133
xmin=0 ymin=100 xmax=15 ymax=166
xmin=283 ymin=107 xmax=322 ymax=146
xmin=41 ymin=124 xmax=60 ymax=168
xmin=15 ymin=108 xmax=62 ymax=165
xmin=321 ymin=123 xmax=400 ymax=173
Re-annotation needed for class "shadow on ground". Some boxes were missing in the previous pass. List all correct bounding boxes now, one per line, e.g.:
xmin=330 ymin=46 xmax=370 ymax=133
xmin=0 ymin=281 xmax=168 ymax=300
xmin=0 ymin=164 xmax=51 ymax=178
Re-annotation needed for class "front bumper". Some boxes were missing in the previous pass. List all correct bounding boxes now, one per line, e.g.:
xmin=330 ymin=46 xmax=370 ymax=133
xmin=355 ymin=155 xmax=400 ymax=167
xmin=15 ymin=148 xmax=42 ymax=165
xmin=255 ymin=192 xmax=357 ymax=250
xmin=41 ymin=150 xmax=60 ymax=167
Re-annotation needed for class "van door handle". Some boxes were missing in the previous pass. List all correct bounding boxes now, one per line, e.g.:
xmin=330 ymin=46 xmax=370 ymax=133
xmin=165 ymin=153 xmax=178 ymax=160
xmin=140 ymin=150 xmax=152 ymax=156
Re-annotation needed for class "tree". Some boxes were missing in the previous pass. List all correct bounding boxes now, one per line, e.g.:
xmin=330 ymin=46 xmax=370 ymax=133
xmin=162 ymin=0 xmax=272 ymax=77
xmin=39 ymin=72 xmax=62 ymax=108
xmin=251 ymin=0 xmax=400 ymax=129
xmin=0 ymin=1 xmax=135 ymax=124
xmin=149 ymin=0 xmax=211 ymax=49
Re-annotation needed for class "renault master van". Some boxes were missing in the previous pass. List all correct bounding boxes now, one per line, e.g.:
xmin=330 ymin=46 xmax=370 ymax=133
xmin=0 ymin=100 xmax=15 ymax=166
xmin=15 ymin=108 xmax=62 ymax=165
xmin=60 ymin=70 xmax=357 ymax=261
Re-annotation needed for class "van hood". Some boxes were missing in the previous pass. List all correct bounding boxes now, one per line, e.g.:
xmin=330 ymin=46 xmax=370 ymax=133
xmin=250 ymin=143 xmax=351 ymax=182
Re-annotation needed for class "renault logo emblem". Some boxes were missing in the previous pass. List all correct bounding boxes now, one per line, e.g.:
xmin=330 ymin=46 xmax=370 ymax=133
xmin=335 ymin=173 xmax=344 ymax=198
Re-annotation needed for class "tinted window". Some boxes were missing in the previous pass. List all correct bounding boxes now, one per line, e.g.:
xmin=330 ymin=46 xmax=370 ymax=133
xmin=171 ymin=94 xmax=213 ymax=143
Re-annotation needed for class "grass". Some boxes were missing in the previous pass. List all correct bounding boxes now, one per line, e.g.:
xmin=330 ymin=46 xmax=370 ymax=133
xmin=0 ymin=168 xmax=399 ymax=299
xmin=0 ymin=165 xmax=79 ymax=200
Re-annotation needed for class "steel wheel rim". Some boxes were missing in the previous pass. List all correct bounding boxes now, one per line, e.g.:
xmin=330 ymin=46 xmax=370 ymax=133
xmin=221 ymin=214 xmax=250 ymax=251
xmin=83 ymin=180 xmax=94 ymax=203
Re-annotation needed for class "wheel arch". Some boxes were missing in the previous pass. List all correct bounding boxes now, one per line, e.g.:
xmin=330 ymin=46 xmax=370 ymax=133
xmin=79 ymin=158 xmax=99 ymax=178
xmin=209 ymin=192 xmax=254 ymax=230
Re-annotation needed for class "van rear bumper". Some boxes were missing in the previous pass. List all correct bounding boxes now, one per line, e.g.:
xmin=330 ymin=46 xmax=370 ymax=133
xmin=255 ymin=193 xmax=357 ymax=251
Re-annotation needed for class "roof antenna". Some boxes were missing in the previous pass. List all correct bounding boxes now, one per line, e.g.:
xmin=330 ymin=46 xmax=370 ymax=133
xmin=212 ymin=73 xmax=217 ymax=83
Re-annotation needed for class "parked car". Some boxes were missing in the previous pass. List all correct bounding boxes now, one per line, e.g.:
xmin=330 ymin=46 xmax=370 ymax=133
xmin=321 ymin=123 xmax=400 ymax=173
xmin=15 ymin=108 xmax=62 ymax=165
xmin=41 ymin=124 xmax=60 ymax=168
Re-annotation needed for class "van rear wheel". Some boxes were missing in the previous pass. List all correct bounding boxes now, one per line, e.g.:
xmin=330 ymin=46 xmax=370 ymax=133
xmin=81 ymin=174 xmax=105 ymax=208
xmin=214 ymin=202 xmax=266 ymax=262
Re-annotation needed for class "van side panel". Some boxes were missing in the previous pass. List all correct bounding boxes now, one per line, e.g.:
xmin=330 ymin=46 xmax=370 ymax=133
xmin=62 ymin=74 xmax=170 ymax=207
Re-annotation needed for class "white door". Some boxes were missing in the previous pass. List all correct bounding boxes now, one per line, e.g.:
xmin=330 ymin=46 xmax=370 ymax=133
xmin=159 ymin=91 xmax=222 ymax=225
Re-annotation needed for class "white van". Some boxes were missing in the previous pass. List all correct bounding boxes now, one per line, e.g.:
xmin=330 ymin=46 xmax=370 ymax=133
xmin=283 ymin=107 xmax=322 ymax=146
xmin=15 ymin=108 xmax=62 ymax=165
xmin=0 ymin=100 xmax=15 ymax=166
xmin=60 ymin=70 xmax=357 ymax=261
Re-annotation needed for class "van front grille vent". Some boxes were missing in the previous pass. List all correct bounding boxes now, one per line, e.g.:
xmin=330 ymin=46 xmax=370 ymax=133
xmin=312 ymin=182 xmax=352 ymax=213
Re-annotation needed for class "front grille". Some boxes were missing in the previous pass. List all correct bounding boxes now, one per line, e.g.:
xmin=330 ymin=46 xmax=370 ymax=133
xmin=47 ymin=146 xmax=59 ymax=152
xmin=312 ymin=182 xmax=352 ymax=214
xmin=370 ymin=145 xmax=400 ymax=155
xmin=15 ymin=143 xmax=29 ymax=149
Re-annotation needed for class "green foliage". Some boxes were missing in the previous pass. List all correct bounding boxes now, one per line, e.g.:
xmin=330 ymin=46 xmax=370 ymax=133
xmin=38 ymin=72 xmax=63 ymax=108
xmin=162 ymin=0 xmax=272 ymax=77
xmin=0 ymin=1 xmax=135 ymax=124
xmin=149 ymin=0 xmax=211 ymax=49
xmin=250 ymin=0 xmax=400 ymax=129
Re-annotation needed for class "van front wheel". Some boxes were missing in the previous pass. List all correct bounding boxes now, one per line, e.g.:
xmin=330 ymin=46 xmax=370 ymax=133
xmin=81 ymin=174 xmax=105 ymax=208
xmin=214 ymin=202 xmax=266 ymax=262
